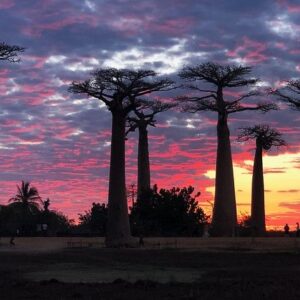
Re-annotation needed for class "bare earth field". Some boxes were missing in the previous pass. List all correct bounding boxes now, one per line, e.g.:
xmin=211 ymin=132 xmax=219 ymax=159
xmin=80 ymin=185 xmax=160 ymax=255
xmin=0 ymin=237 xmax=300 ymax=299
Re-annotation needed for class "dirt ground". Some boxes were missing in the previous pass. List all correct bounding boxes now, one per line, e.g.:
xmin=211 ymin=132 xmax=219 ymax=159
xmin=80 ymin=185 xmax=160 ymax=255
xmin=1 ymin=236 xmax=300 ymax=252
xmin=0 ymin=238 xmax=300 ymax=299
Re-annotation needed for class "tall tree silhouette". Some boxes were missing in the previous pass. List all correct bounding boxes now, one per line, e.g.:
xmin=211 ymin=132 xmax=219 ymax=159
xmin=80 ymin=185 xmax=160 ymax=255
xmin=126 ymin=100 xmax=176 ymax=197
xmin=0 ymin=42 xmax=25 ymax=62
xmin=69 ymin=69 xmax=174 ymax=246
xmin=238 ymin=125 xmax=285 ymax=236
xmin=179 ymin=63 xmax=276 ymax=236
xmin=271 ymin=80 xmax=300 ymax=111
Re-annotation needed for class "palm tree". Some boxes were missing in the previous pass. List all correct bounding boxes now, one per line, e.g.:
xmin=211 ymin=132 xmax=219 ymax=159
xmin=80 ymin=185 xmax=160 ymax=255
xmin=9 ymin=180 xmax=42 ymax=210
xmin=179 ymin=63 xmax=276 ymax=236
xmin=9 ymin=181 xmax=42 ymax=235
xmin=238 ymin=125 xmax=286 ymax=236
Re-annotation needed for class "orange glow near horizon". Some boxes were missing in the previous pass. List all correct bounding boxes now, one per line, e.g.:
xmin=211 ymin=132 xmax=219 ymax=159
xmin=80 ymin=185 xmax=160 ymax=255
xmin=205 ymin=152 xmax=300 ymax=230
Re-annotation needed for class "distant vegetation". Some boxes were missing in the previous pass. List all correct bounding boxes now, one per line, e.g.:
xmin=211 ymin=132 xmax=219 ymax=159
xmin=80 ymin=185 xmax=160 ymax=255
xmin=0 ymin=182 xmax=210 ymax=237
xmin=0 ymin=181 xmax=72 ymax=236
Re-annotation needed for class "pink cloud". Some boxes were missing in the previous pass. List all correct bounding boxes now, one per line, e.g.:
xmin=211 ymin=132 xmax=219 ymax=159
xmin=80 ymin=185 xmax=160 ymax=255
xmin=0 ymin=0 xmax=14 ymax=9
xmin=278 ymin=0 xmax=300 ymax=12
xmin=21 ymin=6 xmax=98 ymax=37
xmin=150 ymin=18 xmax=195 ymax=36
xmin=109 ymin=14 xmax=194 ymax=37
xmin=227 ymin=36 xmax=268 ymax=64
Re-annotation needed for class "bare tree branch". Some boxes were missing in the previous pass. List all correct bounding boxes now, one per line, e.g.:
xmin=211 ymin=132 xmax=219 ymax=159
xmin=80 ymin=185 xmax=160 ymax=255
xmin=271 ymin=80 xmax=300 ymax=111
xmin=0 ymin=42 xmax=25 ymax=62
xmin=126 ymin=99 xmax=175 ymax=135
xmin=227 ymin=102 xmax=277 ymax=114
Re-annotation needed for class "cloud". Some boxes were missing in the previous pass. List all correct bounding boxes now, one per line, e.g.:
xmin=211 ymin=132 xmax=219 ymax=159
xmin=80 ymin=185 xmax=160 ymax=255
xmin=277 ymin=189 xmax=300 ymax=193
xmin=0 ymin=0 xmax=14 ymax=9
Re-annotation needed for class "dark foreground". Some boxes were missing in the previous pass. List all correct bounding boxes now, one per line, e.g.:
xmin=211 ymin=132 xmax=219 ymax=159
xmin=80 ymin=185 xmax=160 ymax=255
xmin=0 ymin=247 xmax=300 ymax=300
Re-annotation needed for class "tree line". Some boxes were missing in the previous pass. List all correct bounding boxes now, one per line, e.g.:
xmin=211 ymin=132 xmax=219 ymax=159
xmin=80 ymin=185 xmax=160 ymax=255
xmin=0 ymin=181 xmax=71 ymax=236
xmin=0 ymin=180 xmax=209 ymax=237
xmin=1 ymin=42 xmax=299 ymax=246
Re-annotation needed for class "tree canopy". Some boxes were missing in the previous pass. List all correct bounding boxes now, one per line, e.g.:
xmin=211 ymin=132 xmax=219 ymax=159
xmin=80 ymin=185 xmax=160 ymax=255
xmin=238 ymin=125 xmax=286 ymax=151
xmin=69 ymin=68 xmax=175 ymax=113
xmin=178 ymin=62 xmax=277 ymax=114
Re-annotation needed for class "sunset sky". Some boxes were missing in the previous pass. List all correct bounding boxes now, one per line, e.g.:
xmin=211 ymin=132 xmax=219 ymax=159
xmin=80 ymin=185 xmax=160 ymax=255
xmin=0 ymin=0 xmax=299 ymax=227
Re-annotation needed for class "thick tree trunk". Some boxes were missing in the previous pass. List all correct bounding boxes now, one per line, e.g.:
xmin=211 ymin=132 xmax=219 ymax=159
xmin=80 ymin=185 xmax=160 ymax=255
xmin=211 ymin=115 xmax=237 ymax=236
xmin=137 ymin=126 xmax=151 ymax=197
xmin=251 ymin=143 xmax=266 ymax=236
xmin=105 ymin=111 xmax=132 ymax=247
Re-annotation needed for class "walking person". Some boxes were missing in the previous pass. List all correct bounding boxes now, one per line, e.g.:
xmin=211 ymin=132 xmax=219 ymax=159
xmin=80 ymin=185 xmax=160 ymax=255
xmin=284 ymin=224 xmax=290 ymax=237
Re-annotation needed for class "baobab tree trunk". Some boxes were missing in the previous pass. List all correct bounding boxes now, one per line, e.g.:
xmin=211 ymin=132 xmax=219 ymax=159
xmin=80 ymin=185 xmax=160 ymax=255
xmin=105 ymin=111 xmax=132 ymax=247
xmin=137 ymin=126 xmax=151 ymax=197
xmin=211 ymin=114 xmax=237 ymax=236
xmin=251 ymin=143 xmax=266 ymax=236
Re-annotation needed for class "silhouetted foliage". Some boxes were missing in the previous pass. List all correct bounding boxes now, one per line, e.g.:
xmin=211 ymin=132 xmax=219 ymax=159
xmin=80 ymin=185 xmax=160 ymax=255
xmin=78 ymin=203 xmax=108 ymax=236
xmin=0 ymin=202 xmax=71 ymax=236
xmin=0 ymin=42 xmax=25 ymax=62
xmin=39 ymin=210 xmax=71 ymax=236
xmin=237 ymin=213 xmax=253 ymax=237
xmin=130 ymin=185 xmax=209 ymax=236
xmin=0 ymin=184 xmax=71 ymax=236
xmin=9 ymin=180 xmax=42 ymax=209
xmin=0 ymin=204 xmax=20 ymax=235
xmin=271 ymin=80 xmax=300 ymax=111
xmin=7 ymin=181 xmax=42 ymax=235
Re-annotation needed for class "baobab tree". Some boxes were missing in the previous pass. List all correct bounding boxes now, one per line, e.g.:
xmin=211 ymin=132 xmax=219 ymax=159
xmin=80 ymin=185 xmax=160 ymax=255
xmin=271 ymin=80 xmax=300 ymax=111
xmin=126 ymin=100 xmax=176 ymax=197
xmin=69 ymin=69 xmax=174 ymax=246
xmin=179 ymin=62 xmax=276 ymax=236
xmin=238 ymin=125 xmax=286 ymax=236
xmin=0 ymin=42 xmax=25 ymax=62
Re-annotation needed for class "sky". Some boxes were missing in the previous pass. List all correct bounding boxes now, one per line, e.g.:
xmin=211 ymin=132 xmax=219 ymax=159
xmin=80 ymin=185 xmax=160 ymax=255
xmin=0 ymin=0 xmax=299 ymax=227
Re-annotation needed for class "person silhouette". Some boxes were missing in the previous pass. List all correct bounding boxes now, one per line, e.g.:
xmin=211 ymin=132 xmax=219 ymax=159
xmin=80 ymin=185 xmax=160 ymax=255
xmin=296 ymin=222 xmax=300 ymax=238
xmin=139 ymin=235 xmax=144 ymax=247
xmin=9 ymin=236 xmax=15 ymax=246
xmin=284 ymin=224 xmax=290 ymax=237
